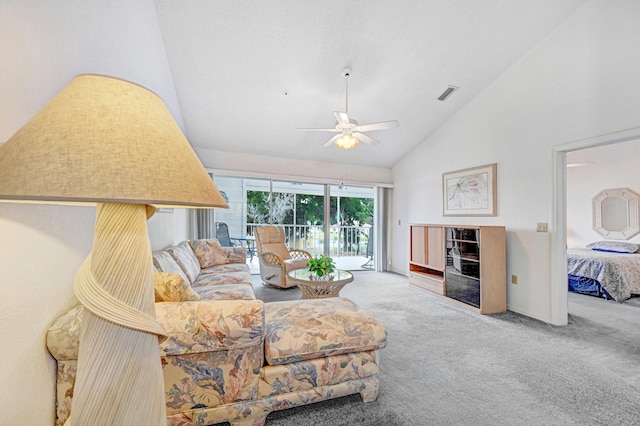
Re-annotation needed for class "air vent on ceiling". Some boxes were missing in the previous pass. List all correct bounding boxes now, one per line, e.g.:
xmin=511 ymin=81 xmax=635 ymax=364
xmin=437 ymin=85 xmax=459 ymax=101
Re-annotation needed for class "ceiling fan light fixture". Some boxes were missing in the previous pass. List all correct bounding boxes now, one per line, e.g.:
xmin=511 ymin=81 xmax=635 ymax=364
xmin=297 ymin=67 xmax=398 ymax=149
xmin=335 ymin=133 xmax=359 ymax=149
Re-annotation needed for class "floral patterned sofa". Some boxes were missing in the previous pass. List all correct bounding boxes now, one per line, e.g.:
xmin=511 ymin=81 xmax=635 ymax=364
xmin=46 ymin=239 xmax=387 ymax=426
xmin=151 ymin=239 xmax=255 ymax=301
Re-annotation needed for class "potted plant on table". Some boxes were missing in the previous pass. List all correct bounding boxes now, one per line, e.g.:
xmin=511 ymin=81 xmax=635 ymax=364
xmin=307 ymin=255 xmax=336 ymax=281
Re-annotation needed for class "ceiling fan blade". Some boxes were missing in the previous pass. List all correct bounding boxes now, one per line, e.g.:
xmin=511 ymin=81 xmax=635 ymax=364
xmin=353 ymin=132 xmax=381 ymax=146
xmin=355 ymin=120 xmax=399 ymax=132
xmin=323 ymin=134 xmax=342 ymax=147
xmin=334 ymin=111 xmax=350 ymax=126
xmin=296 ymin=127 xmax=338 ymax=132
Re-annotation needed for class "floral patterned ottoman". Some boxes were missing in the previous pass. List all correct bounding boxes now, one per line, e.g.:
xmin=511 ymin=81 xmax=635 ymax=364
xmin=167 ymin=297 xmax=387 ymax=425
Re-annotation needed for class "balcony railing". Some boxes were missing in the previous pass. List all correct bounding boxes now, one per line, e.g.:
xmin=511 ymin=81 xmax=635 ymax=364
xmin=247 ymin=223 xmax=371 ymax=258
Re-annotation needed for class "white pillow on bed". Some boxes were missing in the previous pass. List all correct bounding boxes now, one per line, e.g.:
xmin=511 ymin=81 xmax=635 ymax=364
xmin=586 ymin=241 xmax=640 ymax=253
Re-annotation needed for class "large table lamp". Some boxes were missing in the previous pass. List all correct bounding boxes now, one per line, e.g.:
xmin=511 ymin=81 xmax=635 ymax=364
xmin=0 ymin=74 xmax=228 ymax=424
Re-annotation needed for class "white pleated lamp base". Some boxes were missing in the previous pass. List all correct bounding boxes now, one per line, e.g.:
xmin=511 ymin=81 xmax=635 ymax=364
xmin=70 ymin=203 xmax=166 ymax=425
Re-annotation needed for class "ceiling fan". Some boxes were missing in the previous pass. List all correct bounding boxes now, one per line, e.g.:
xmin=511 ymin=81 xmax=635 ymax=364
xmin=297 ymin=68 xmax=399 ymax=149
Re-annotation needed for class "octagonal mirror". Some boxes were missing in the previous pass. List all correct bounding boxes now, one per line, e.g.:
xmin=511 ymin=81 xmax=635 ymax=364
xmin=593 ymin=188 xmax=640 ymax=240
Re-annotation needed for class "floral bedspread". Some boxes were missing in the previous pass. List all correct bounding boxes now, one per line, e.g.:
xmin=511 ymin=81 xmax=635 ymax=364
xmin=567 ymin=248 xmax=640 ymax=302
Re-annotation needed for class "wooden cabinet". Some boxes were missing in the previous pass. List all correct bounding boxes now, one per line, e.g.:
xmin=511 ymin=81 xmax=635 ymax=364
xmin=409 ymin=225 xmax=445 ymax=295
xmin=409 ymin=224 xmax=506 ymax=314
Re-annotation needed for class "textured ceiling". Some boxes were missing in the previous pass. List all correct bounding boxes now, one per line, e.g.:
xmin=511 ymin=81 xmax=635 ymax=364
xmin=153 ymin=0 xmax=587 ymax=168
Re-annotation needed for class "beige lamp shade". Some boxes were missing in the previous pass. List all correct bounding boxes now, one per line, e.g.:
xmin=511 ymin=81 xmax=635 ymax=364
xmin=0 ymin=74 xmax=227 ymax=208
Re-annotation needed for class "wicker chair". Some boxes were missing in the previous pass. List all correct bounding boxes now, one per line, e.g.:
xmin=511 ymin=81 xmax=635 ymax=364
xmin=255 ymin=225 xmax=312 ymax=288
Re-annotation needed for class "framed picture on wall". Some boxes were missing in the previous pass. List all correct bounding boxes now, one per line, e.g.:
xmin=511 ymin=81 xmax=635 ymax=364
xmin=443 ymin=163 xmax=497 ymax=216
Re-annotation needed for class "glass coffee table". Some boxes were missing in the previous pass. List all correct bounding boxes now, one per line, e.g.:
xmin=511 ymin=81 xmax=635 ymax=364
xmin=287 ymin=269 xmax=354 ymax=299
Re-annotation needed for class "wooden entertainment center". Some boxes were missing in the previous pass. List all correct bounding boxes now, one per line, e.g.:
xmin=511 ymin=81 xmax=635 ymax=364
xmin=409 ymin=224 xmax=506 ymax=314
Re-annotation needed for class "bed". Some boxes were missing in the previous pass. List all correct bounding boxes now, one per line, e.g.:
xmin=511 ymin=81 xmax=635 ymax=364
xmin=568 ymin=241 xmax=640 ymax=302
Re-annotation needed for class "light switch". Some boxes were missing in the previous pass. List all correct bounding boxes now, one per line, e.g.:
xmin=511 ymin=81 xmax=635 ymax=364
xmin=536 ymin=223 xmax=548 ymax=232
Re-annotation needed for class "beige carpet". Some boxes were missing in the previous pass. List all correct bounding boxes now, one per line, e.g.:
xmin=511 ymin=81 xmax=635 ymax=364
xmin=249 ymin=271 xmax=640 ymax=426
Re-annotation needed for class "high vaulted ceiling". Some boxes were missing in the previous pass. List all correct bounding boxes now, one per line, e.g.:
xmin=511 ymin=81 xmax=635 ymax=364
xmin=153 ymin=0 xmax=587 ymax=168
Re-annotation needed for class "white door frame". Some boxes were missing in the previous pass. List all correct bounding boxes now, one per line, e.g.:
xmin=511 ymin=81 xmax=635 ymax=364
xmin=551 ymin=127 xmax=640 ymax=325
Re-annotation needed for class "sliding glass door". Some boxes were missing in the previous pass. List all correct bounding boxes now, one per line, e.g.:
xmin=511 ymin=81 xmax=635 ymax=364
xmin=206 ymin=175 xmax=376 ymax=273
xmin=329 ymin=185 xmax=374 ymax=270
xmin=247 ymin=181 xmax=326 ymax=256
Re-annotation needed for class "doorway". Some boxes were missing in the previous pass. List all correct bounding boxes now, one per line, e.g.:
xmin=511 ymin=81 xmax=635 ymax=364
xmin=552 ymin=127 xmax=640 ymax=325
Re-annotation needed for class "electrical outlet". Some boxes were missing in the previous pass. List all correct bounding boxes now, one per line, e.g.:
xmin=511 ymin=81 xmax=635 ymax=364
xmin=511 ymin=274 xmax=519 ymax=285
xmin=536 ymin=222 xmax=548 ymax=232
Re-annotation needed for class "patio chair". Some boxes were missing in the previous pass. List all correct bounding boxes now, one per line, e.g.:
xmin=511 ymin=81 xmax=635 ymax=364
xmin=255 ymin=225 xmax=312 ymax=288
xmin=361 ymin=227 xmax=374 ymax=269
xmin=215 ymin=222 xmax=235 ymax=247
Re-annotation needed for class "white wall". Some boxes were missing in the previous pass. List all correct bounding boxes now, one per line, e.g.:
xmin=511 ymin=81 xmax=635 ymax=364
xmin=0 ymin=1 xmax=185 ymax=423
xmin=566 ymin=139 xmax=640 ymax=248
xmin=0 ymin=204 xmax=94 ymax=423
xmin=196 ymin=147 xmax=393 ymax=186
xmin=390 ymin=0 xmax=640 ymax=323
xmin=148 ymin=208 xmax=191 ymax=249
